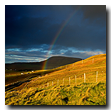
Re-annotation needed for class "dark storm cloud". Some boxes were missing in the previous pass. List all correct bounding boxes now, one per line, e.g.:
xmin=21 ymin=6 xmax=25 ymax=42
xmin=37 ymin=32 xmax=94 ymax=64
xmin=5 ymin=5 xmax=106 ymax=63
xmin=70 ymin=5 xmax=106 ymax=26
xmin=55 ymin=24 xmax=106 ymax=51
xmin=5 ymin=5 xmax=106 ymax=49
xmin=82 ymin=5 xmax=106 ymax=23
xmin=5 ymin=16 xmax=51 ymax=48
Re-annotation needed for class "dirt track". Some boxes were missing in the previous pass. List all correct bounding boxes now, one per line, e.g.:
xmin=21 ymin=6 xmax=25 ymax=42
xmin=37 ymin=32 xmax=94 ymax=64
xmin=5 ymin=80 xmax=30 ymax=91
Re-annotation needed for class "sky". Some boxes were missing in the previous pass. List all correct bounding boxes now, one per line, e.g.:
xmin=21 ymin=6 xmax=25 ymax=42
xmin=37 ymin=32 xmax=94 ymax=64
xmin=5 ymin=5 xmax=106 ymax=63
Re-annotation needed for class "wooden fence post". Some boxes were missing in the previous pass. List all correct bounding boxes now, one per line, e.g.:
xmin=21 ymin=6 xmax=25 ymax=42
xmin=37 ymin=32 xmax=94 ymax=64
xmin=75 ymin=75 xmax=76 ymax=84
xmin=96 ymin=71 xmax=98 ymax=83
xmin=84 ymin=73 xmax=86 ymax=83
xmin=47 ymin=83 xmax=49 ymax=87
xmin=69 ymin=77 xmax=70 ymax=85
xmin=57 ymin=80 xmax=59 ymax=86
xmin=52 ymin=81 xmax=53 ymax=86
xmin=92 ymin=58 xmax=94 ymax=63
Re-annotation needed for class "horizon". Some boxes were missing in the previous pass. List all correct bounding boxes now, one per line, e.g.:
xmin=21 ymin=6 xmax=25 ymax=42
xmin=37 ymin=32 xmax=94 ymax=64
xmin=5 ymin=55 xmax=82 ymax=64
xmin=5 ymin=5 xmax=106 ymax=63
xmin=5 ymin=55 xmax=83 ymax=64
xmin=5 ymin=53 xmax=106 ymax=64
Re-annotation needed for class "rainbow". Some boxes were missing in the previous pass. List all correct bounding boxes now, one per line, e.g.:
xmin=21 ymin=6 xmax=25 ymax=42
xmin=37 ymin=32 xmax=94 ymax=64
xmin=42 ymin=6 xmax=82 ymax=70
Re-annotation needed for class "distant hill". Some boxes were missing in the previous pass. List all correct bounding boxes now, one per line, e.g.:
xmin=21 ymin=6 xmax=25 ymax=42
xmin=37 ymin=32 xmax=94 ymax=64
xmin=5 ymin=62 xmax=43 ymax=71
xmin=5 ymin=56 xmax=82 ymax=71
xmin=43 ymin=56 xmax=82 ymax=69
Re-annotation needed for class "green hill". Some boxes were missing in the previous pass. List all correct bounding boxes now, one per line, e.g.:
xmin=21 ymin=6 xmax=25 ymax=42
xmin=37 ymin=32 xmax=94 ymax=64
xmin=5 ymin=54 xmax=106 ymax=105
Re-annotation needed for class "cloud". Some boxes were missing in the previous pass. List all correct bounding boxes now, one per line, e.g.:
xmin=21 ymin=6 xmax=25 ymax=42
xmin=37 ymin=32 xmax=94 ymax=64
xmin=82 ymin=5 xmax=106 ymax=19
xmin=5 ymin=5 xmax=106 ymax=63
xmin=79 ymin=5 xmax=106 ymax=26
xmin=5 ymin=49 xmax=47 ymax=63
xmin=5 ymin=5 xmax=106 ymax=50
xmin=55 ymin=24 xmax=106 ymax=51
xmin=5 ymin=44 xmax=105 ymax=63
xmin=61 ymin=49 xmax=105 ymax=59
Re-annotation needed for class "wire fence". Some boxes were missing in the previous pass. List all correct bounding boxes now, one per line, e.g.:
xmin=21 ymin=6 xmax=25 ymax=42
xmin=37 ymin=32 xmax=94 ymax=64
xmin=34 ymin=71 xmax=101 ymax=89
xmin=22 ymin=58 xmax=105 ymax=90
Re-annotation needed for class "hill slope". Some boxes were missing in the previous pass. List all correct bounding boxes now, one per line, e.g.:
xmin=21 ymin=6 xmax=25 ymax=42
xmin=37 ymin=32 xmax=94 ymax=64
xmin=43 ymin=56 xmax=82 ymax=69
xmin=5 ymin=54 xmax=106 ymax=105
xmin=5 ymin=56 xmax=82 ymax=70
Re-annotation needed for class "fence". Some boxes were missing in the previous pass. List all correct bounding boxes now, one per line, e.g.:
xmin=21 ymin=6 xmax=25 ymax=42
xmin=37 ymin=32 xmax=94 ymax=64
xmin=23 ymin=58 xmax=104 ymax=90
xmin=34 ymin=71 xmax=100 ymax=89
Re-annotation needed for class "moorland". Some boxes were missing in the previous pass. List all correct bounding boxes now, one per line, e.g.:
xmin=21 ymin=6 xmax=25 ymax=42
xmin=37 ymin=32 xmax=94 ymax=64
xmin=5 ymin=54 xmax=106 ymax=105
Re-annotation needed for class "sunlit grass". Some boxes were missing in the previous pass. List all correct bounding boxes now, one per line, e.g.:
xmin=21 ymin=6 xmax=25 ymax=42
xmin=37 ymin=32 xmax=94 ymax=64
xmin=5 ymin=54 xmax=106 ymax=105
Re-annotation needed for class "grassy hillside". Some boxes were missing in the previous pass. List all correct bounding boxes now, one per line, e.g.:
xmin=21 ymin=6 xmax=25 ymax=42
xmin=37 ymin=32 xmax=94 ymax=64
xmin=5 ymin=54 xmax=106 ymax=105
